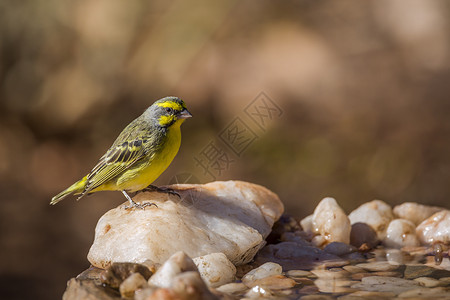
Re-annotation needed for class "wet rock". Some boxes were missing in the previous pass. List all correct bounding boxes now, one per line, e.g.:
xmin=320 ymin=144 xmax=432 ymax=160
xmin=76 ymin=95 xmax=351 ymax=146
xmin=244 ymin=285 xmax=273 ymax=298
xmin=100 ymin=262 xmax=152 ymax=289
xmin=300 ymin=214 xmax=314 ymax=233
xmin=246 ymin=275 xmax=296 ymax=289
xmin=63 ymin=278 xmax=121 ymax=300
xmin=149 ymin=251 xmax=198 ymax=288
xmin=311 ymin=268 xmax=350 ymax=280
xmin=339 ymin=290 xmax=396 ymax=299
xmin=281 ymin=231 xmax=311 ymax=246
xmin=241 ymin=262 xmax=282 ymax=285
xmin=170 ymin=271 xmax=218 ymax=300
xmin=355 ymin=261 xmax=400 ymax=272
xmin=285 ymin=270 xmax=312 ymax=277
xmin=403 ymin=264 xmax=450 ymax=279
xmin=76 ymin=266 xmax=104 ymax=285
xmin=314 ymin=278 xmax=356 ymax=293
xmin=342 ymin=265 xmax=365 ymax=274
xmin=119 ymin=273 xmax=148 ymax=298
xmin=414 ymin=276 xmax=446 ymax=287
xmin=323 ymin=242 xmax=357 ymax=257
xmin=193 ymin=253 xmax=236 ymax=288
xmin=398 ymin=286 xmax=450 ymax=298
xmin=349 ymin=222 xmax=380 ymax=250
xmin=348 ymin=200 xmax=393 ymax=240
xmin=384 ymin=219 xmax=420 ymax=248
xmin=393 ymin=202 xmax=444 ymax=225
xmin=253 ymin=241 xmax=341 ymax=270
xmin=351 ymin=276 xmax=419 ymax=293
xmin=215 ymin=282 xmax=247 ymax=294
xmin=311 ymin=197 xmax=351 ymax=246
xmin=351 ymin=271 xmax=401 ymax=280
xmin=299 ymin=295 xmax=333 ymax=300
xmin=88 ymin=181 xmax=284 ymax=268
xmin=416 ymin=210 xmax=450 ymax=245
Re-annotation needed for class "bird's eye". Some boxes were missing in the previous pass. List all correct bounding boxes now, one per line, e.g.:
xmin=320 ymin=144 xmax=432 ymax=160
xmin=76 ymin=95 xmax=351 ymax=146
xmin=165 ymin=107 xmax=173 ymax=114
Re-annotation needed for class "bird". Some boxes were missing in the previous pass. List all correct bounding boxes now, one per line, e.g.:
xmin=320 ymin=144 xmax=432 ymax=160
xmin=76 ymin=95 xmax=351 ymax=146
xmin=50 ymin=96 xmax=192 ymax=209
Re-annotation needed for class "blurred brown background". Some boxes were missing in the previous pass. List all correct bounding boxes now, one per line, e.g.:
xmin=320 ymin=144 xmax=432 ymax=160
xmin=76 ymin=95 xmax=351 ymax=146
xmin=1 ymin=0 xmax=450 ymax=299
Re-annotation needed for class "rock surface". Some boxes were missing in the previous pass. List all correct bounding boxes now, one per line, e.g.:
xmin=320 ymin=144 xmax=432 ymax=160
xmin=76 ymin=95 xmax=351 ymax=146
xmin=348 ymin=200 xmax=394 ymax=240
xmin=384 ymin=219 xmax=420 ymax=248
xmin=311 ymin=197 xmax=351 ymax=246
xmin=192 ymin=253 xmax=236 ymax=288
xmin=416 ymin=210 xmax=450 ymax=245
xmin=88 ymin=181 xmax=283 ymax=268
xmin=393 ymin=202 xmax=444 ymax=225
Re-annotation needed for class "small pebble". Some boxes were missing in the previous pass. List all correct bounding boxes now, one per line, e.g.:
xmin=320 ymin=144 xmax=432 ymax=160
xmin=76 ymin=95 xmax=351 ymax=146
xmin=244 ymin=285 xmax=273 ymax=298
xmin=215 ymin=282 xmax=248 ymax=294
xmin=383 ymin=219 xmax=420 ymax=248
xmin=398 ymin=287 xmax=450 ymax=298
xmin=414 ymin=276 xmax=445 ymax=287
xmin=148 ymin=251 xmax=197 ymax=288
xmin=416 ymin=210 xmax=450 ymax=245
xmin=314 ymin=279 xmax=356 ymax=293
xmin=285 ymin=270 xmax=312 ymax=277
xmin=393 ymin=202 xmax=444 ymax=225
xmin=355 ymin=261 xmax=399 ymax=272
xmin=403 ymin=264 xmax=450 ymax=279
xmin=311 ymin=198 xmax=351 ymax=246
xmin=339 ymin=290 xmax=396 ymax=299
xmin=311 ymin=268 xmax=349 ymax=280
xmin=342 ymin=265 xmax=365 ymax=274
xmin=348 ymin=200 xmax=394 ymax=240
xmin=351 ymin=276 xmax=419 ymax=293
xmin=323 ymin=242 xmax=357 ymax=256
xmin=246 ymin=275 xmax=296 ymax=290
xmin=241 ymin=262 xmax=282 ymax=284
xmin=119 ymin=273 xmax=148 ymax=298
xmin=349 ymin=223 xmax=379 ymax=249
xmin=300 ymin=294 xmax=334 ymax=300
xmin=193 ymin=252 xmax=236 ymax=288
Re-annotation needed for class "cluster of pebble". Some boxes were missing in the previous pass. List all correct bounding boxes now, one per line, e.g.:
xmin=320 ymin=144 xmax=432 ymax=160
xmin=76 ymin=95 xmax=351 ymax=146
xmin=300 ymin=198 xmax=449 ymax=250
xmin=61 ymin=182 xmax=450 ymax=299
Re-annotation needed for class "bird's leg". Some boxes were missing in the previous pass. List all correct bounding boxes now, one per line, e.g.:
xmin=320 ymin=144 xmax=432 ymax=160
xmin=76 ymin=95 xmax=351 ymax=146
xmin=121 ymin=190 xmax=157 ymax=209
xmin=140 ymin=185 xmax=181 ymax=198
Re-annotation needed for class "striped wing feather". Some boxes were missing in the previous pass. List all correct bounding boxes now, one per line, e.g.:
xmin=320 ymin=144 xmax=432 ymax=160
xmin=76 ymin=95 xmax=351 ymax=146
xmin=79 ymin=119 xmax=157 ymax=198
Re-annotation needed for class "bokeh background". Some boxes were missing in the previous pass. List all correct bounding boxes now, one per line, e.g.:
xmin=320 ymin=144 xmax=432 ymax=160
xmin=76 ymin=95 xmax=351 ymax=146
xmin=1 ymin=0 xmax=450 ymax=298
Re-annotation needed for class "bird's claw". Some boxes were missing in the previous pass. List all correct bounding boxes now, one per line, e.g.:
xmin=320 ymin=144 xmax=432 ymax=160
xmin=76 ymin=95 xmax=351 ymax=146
xmin=124 ymin=201 xmax=158 ymax=210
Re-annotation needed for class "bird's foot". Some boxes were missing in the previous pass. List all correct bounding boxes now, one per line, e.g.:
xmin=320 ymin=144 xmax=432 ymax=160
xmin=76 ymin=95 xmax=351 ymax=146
xmin=121 ymin=190 xmax=158 ymax=209
xmin=141 ymin=185 xmax=181 ymax=198
xmin=124 ymin=200 xmax=158 ymax=210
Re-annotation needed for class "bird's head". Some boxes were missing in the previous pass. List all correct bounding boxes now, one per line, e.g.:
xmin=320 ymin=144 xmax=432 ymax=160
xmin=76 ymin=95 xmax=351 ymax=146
xmin=146 ymin=96 xmax=192 ymax=128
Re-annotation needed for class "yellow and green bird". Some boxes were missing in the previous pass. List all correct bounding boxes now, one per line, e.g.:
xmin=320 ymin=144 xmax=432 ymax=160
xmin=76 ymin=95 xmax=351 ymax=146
xmin=51 ymin=96 xmax=192 ymax=208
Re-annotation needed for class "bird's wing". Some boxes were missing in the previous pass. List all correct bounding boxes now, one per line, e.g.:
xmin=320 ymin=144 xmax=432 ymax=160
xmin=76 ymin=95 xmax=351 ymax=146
xmin=78 ymin=138 xmax=152 ymax=198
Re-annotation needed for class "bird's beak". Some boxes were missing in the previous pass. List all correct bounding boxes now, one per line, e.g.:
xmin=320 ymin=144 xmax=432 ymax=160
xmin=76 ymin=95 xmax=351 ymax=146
xmin=178 ymin=109 xmax=192 ymax=119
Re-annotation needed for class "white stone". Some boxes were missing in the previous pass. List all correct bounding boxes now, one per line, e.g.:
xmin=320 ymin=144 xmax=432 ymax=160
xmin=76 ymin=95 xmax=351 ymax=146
xmin=244 ymin=285 xmax=273 ymax=298
xmin=311 ymin=197 xmax=351 ymax=246
xmin=384 ymin=219 xmax=420 ymax=248
xmin=87 ymin=181 xmax=284 ymax=268
xmin=393 ymin=202 xmax=444 ymax=225
xmin=170 ymin=271 xmax=217 ymax=300
xmin=215 ymin=282 xmax=248 ymax=294
xmin=416 ymin=210 xmax=450 ymax=245
xmin=119 ymin=273 xmax=148 ymax=298
xmin=348 ymin=200 xmax=394 ymax=240
xmin=148 ymin=251 xmax=197 ymax=288
xmin=241 ymin=262 xmax=282 ymax=285
xmin=300 ymin=214 xmax=314 ymax=233
xmin=193 ymin=253 xmax=236 ymax=288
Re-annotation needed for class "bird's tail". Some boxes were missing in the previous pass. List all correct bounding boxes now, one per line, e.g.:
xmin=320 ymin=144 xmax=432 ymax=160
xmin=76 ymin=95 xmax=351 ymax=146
xmin=50 ymin=176 xmax=88 ymax=205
